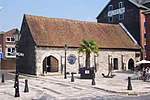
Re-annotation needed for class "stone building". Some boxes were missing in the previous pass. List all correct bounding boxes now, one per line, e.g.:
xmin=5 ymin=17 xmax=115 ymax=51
xmin=18 ymin=14 xmax=140 ymax=76
xmin=96 ymin=0 xmax=150 ymax=59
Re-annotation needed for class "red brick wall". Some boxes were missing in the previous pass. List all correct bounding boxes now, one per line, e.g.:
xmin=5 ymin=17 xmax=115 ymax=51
xmin=145 ymin=13 xmax=150 ymax=60
xmin=1 ymin=59 xmax=16 ymax=70
xmin=2 ymin=29 xmax=16 ymax=60
xmin=139 ymin=10 xmax=146 ymax=48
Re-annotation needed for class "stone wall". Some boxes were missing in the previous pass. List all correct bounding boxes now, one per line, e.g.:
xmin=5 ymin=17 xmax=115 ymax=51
xmin=35 ymin=47 xmax=140 ymax=76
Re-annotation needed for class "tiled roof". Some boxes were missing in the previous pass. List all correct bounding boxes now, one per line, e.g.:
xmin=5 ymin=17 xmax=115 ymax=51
xmin=24 ymin=14 xmax=140 ymax=49
xmin=129 ymin=0 xmax=149 ymax=9
xmin=131 ymin=0 xmax=150 ymax=4
xmin=4 ymin=29 xmax=16 ymax=35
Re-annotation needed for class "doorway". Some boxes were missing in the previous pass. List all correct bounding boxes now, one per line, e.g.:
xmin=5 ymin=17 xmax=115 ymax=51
xmin=128 ymin=58 xmax=134 ymax=71
xmin=113 ymin=58 xmax=118 ymax=70
xmin=43 ymin=56 xmax=58 ymax=74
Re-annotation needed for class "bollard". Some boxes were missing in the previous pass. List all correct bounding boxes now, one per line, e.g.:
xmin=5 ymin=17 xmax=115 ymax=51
xmin=15 ymin=74 xmax=20 ymax=97
xmin=127 ymin=76 xmax=132 ymax=90
xmin=92 ymin=73 xmax=96 ymax=85
xmin=1 ymin=74 xmax=5 ymax=83
xmin=14 ymin=74 xmax=18 ymax=88
xmin=71 ymin=72 xmax=76 ymax=82
xmin=65 ymin=72 xmax=70 ymax=79
xmin=24 ymin=79 xmax=29 ymax=92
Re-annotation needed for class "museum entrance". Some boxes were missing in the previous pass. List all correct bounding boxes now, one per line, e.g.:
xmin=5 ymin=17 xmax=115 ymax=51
xmin=43 ymin=56 xmax=58 ymax=74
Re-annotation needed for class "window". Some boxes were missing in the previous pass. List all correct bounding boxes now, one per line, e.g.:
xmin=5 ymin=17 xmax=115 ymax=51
xmin=144 ymin=33 xmax=147 ymax=39
xmin=6 ymin=37 xmax=15 ymax=42
xmin=118 ymin=2 xmax=124 ymax=20
xmin=144 ymin=44 xmax=147 ymax=50
xmin=144 ymin=22 xmax=146 ymax=28
xmin=108 ymin=5 xmax=113 ymax=11
xmin=119 ymin=14 xmax=124 ymax=20
xmin=119 ymin=2 xmax=123 ymax=8
xmin=5 ymin=46 xmax=16 ymax=58
xmin=108 ymin=5 xmax=113 ymax=22
xmin=108 ymin=16 xmax=113 ymax=22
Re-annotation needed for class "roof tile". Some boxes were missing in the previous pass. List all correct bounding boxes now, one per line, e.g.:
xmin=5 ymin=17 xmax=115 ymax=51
xmin=24 ymin=14 xmax=140 ymax=49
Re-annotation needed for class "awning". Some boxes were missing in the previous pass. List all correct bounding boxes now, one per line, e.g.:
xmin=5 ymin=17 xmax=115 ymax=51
xmin=136 ymin=60 xmax=150 ymax=65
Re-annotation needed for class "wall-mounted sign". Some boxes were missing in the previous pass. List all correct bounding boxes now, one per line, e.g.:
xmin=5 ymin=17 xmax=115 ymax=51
xmin=108 ymin=7 xmax=125 ymax=17
xmin=67 ymin=54 xmax=77 ymax=65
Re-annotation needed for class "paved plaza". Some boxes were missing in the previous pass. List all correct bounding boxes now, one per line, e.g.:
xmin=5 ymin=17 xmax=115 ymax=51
xmin=0 ymin=71 xmax=150 ymax=100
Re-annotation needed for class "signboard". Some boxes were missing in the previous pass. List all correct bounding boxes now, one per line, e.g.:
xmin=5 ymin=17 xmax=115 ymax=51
xmin=85 ymin=70 xmax=90 ymax=74
xmin=16 ymin=52 xmax=24 ymax=57
xmin=108 ymin=7 xmax=125 ymax=17
xmin=0 ymin=53 xmax=3 ymax=58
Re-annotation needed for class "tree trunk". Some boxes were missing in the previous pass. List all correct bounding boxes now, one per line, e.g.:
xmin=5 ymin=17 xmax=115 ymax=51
xmin=85 ymin=52 xmax=90 ymax=68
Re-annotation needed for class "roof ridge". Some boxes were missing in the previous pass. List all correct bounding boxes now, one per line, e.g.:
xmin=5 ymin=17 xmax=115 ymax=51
xmin=24 ymin=14 xmax=119 ymax=27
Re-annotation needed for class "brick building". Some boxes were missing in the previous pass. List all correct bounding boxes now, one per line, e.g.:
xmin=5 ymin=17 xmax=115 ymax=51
xmin=144 ymin=10 xmax=150 ymax=61
xmin=0 ymin=29 xmax=17 ymax=70
xmin=18 ymin=14 xmax=140 ymax=76
xmin=96 ymin=0 xmax=150 ymax=59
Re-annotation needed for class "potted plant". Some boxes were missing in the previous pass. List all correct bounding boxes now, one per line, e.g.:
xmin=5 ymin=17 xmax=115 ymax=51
xmin=78 ymin=39 xmax=99 ymax=79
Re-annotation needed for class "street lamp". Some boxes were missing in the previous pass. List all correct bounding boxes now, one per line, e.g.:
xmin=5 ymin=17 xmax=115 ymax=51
xmin=13 ymin=29 xmax=21 ymax=43
xmin=64 ymin=44 xmax=68 ymax=79
xmin=13 ymin=29 xmax=21 ymax=74
xmin=13 ymin=29 xmax=21 ymax=97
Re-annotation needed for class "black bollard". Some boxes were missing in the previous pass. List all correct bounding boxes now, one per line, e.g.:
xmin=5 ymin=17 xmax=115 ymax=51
xmin=127 ymin=76 xmax=132 ymax=90
xmin=71 ymin=72 xmax=76 ymax=82
xmin=24 ymin=79 xmax=29 ymax=92
xmin=15 ymin=74 xmax=20 ymax=97
xmin=1 ymin=74 xmax=5 ymax=83
xmin=14 ymin=74 xmax=17 ymax=88
xmin=92 ymin=73 xmax=96 ymax=85
xmin=65 ymin=72 xmax=70 ymax=79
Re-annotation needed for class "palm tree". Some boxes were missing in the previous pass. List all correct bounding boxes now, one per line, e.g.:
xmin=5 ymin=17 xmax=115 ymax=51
xmin=78 ymin=39 xmax=99 ymax=68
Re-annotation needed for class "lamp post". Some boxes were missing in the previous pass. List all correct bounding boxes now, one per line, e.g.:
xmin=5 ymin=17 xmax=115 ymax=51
xmin=13 ymin=29 xmax=21 ymax=97
xmin=64 ymin=44 xmax=68 ymax=79
xmin=13 ymin=29 xmax=21 ymax=74
xmin=94 ymin=54 xmax=98 ymax=72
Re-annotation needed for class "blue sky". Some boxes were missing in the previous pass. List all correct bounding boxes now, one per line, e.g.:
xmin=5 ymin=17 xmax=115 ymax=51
xmin=0 ymin=0 xmax=109 ymax=32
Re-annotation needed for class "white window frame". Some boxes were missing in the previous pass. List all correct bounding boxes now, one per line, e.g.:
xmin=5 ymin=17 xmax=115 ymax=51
xmin=108 ymin=5 xmax=113 ymax=11
xmin=5 ymin=45 xmax=16 ymax=58
xmin=118 ymin=2 xmax=124 ymax=20
xmin=6 ymin=36 xmax=15 ymax=43
xmin=108 ymin=16 xmax=113 ymax=22
xmin=119 ymin=2 xmax=123 ymax=8
xmin=119 ymin=14 xmax=124 ymax=20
